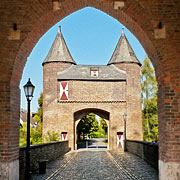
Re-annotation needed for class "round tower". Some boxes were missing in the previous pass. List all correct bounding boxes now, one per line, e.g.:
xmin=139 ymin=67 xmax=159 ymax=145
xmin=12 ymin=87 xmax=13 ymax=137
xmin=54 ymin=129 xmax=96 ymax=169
xmin=108 ymin=28 xmax=142 ymax=141
xmin=42 ymin=26 xmax=76 ymax=138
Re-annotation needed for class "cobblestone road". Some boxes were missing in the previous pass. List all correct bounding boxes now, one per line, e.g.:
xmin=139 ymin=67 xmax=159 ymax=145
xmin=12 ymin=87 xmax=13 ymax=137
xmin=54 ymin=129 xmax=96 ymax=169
xmin=31 ymin=150 xmax=158 ymax=180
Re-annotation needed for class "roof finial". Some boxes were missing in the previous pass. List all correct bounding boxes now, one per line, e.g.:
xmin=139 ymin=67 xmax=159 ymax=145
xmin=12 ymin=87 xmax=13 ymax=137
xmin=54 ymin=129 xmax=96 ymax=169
xmin=122 ymin=28 xmax=124 ymax=36
xmin=58 ymin=26 xmax=61 ymax=33
xmin=43 ymin=24 xmax=76 ymax=65
xmin=107 ymin=27 xmax=140 ymax=65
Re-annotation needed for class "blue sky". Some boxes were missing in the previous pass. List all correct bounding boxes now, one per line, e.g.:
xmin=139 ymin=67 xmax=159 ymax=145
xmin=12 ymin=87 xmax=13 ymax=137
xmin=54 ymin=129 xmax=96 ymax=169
xmin=20 ymin=7 xmax=146 ymax=112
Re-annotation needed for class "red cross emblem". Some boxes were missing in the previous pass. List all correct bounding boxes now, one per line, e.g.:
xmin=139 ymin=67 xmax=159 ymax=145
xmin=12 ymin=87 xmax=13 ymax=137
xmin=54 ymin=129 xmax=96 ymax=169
xmin=60 ymin=82 xmax=68 ymax=100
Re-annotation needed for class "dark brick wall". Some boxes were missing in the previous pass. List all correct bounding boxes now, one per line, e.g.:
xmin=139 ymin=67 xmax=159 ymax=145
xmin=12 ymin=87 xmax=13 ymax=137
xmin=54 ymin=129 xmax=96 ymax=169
xmin=127 ymin=140 xmax=158 ymax=170
xmin=19 ymin=141 xmax=70 ymax=180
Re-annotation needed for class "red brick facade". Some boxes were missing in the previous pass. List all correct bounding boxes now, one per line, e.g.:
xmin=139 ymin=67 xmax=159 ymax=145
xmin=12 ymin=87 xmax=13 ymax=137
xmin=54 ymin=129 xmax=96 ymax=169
xmin=0 ymin=0 xmax=180 ymax=179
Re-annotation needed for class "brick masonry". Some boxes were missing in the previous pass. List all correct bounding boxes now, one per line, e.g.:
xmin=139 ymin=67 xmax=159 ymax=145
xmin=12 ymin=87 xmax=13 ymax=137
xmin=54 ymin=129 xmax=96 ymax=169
xmin=43 ymin=61 xmax=142 ymax=151
xmin=126 ymin=140 xmax=159 ymax=170
xmin=19 ymin=141 xmax=70 ymax=180
xmin=0 ymin=0 xmax=180 ymax=179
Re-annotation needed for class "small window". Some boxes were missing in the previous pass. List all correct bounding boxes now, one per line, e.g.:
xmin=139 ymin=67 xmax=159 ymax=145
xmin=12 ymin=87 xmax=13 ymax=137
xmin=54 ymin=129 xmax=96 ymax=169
xmin=91 ymin=70 xmax=98 ymax=77
xmin=90 ymin=68 xmax=99 ymax=77
xmin=61 ymin=132 xmax=68 ymax=140
xmin=117 ymin=132 xmax=124 ymax=149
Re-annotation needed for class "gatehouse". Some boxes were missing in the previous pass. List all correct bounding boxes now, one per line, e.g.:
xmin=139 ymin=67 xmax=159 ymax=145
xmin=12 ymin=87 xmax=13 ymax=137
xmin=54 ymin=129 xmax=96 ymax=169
xmin=42 ymin=27 xmax=142 ymax=150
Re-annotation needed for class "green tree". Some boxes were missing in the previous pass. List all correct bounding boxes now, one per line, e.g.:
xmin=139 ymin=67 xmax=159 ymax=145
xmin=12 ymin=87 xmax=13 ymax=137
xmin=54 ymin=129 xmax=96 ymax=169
xmin=19 ymin=93 xmax=43 ymax=146
xmin=32 ymin=93 xmax=43 ymax=143
xmin=19 ymin=122 xmax=42 ymax=146
xmin=141 ymin=57 xmax=158 ymax=142
xmin=45 ymin=131 xmax=59 ymax=142
xmin=34 ymin=92 xmax=43 ymax=122
xmin=77 ymin=113 xmax=99 ymax=139
xmin=19 ymin=123 xmax=27 ymax=146
xmin=100 ymin=118 xmax=108 ymax=134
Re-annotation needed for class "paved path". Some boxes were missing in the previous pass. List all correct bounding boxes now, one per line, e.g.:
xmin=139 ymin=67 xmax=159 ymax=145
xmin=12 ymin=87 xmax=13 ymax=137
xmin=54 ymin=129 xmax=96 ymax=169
xmin=31 ymin=149 xmax=158 ymax=180
xmin=78 ymin=138 xmax=107 ymax=150
xmin=88 ymin=138 xmax=107 ymax=149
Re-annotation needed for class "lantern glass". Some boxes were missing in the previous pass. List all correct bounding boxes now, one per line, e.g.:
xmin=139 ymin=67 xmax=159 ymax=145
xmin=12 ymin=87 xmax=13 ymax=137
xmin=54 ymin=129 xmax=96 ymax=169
xmin=123 ymin=113 xmax=127 ymax=121
xmin=23 ymin=78 xmax=35 ymax=100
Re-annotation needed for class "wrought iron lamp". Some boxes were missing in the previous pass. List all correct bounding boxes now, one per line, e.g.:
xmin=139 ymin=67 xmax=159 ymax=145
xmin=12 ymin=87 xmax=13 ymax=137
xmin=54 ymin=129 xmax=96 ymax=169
xmin=24 ymin=78 xmax=35 ymax=178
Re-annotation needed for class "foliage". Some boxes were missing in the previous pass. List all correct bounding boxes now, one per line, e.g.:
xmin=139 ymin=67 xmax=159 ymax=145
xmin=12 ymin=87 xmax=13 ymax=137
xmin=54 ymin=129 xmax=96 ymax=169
xmin=19 ymin=123 xmax=27 ymax=146
xmin=90 ymin=115 xmax=99 ymax=134
xmin=34 ymin=93 xmax=43 ymax=122
xmin=100 ymin=118 xmax=108 ymax=134
xmin=142 ymin=57 xmax=157 ymax=102
xmin=143 ymin=97 xmax=158 ymax=141
xmin=19 ymin=93 xmax=43 ymax=147
xmin=77 ymin=113 xmax=99 ymax=139
xmin=77 ymin=113 xmax=108 ymax=139
xmin=45 ymin=131 xmax=59 ymax=142
xmin=141 ymin=57 xmax=158 ymax=142
xmin=90 ymin=131 xmax=102 ymax=138
xmin=30 ymin=126 xmax=42 ymax=144
xmin=19 ymin=122 xmax=42 ymax=146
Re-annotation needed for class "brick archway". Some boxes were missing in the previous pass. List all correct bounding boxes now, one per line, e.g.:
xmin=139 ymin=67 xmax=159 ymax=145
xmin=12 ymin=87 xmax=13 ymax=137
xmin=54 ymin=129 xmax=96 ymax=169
xmin=74 ymin=108 xmax=110 ymax=122
xmin=74 ymin=108 xmax=110 ymax=150
xmin=0 ymin=1 xmax=180 ymax=179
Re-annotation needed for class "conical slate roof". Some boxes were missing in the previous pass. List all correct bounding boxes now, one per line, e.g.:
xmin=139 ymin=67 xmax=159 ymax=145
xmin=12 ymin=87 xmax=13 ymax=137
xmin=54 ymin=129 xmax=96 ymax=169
xmin=108 ymin=28 xmax=141 ymax=65
xmin=43 ymin=26 xmax=76 ymax=65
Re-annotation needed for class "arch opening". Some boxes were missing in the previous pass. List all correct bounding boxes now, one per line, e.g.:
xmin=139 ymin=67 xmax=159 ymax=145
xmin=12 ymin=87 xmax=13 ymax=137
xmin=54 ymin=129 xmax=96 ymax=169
xmin=74 ymin=108 xmax=110 ymax=150
xmin=20 ymin=6 xmax=147 ymax=113
xmin=76 ymin=113 xmax=108 ymax=150
xmin=1 ymin=1 xmax=180 ymax=179
xmin=41 ymin=6 xmax=143 ymax=154
xmin=19 ymin=7 xmax=147 ymax=154
xmin=16 ymin=3 xmax=156 ymax=89
xmin=20 ymin=5 xmax=152 ymax=161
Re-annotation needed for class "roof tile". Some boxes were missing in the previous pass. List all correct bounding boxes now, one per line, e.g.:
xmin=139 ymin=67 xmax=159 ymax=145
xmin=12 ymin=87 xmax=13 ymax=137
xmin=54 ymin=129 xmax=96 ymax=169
xmin=57 ymin=64 xmax=126 ymax=81
xmin=108 ymin=28 xmax=141 ymax=65
xmin=43 ymin=26 xmax=76 ymax=65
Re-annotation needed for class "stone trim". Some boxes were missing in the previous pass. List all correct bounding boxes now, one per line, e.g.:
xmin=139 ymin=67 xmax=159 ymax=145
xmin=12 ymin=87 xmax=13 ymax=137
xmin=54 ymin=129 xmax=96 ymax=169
xmin=159 ymin=160 xmax=180 ymax=180
xmin=0 ymin=160 xmax=19 ymax=180
xmin=57 ymin=100 xmax=126 ymax=104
